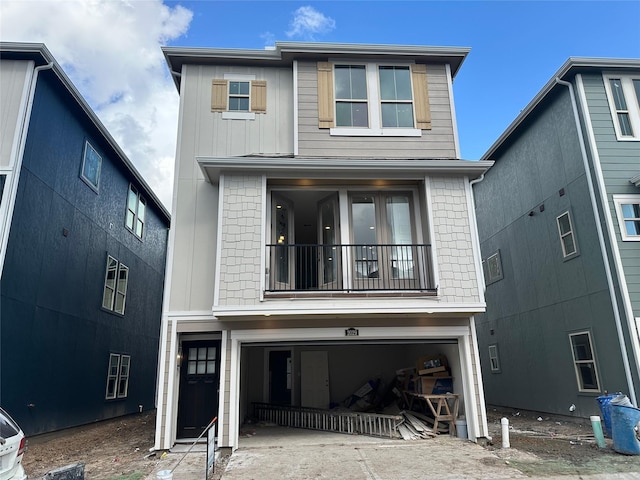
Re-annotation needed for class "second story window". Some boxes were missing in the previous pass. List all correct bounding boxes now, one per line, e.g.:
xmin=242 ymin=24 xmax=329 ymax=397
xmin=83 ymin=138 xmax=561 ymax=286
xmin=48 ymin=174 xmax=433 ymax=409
xmin=379 ymin=66 xmax=414 ymax=128
xmin=335 ymin=65 xmax=368 ymax=127
xmin=80 ymin=141 xmax=102 ymax=191
xmin=614 ymin=195 xmax=640 ymax=241
xmin=556 ymin=211 xmax=578 ymax=259
xmin=318 ymin=62 xmax=431 ymax=136
xmin=484 ymin=250 xmax=504 ymax=285
xmin=126 ymin=184 xmax=146 ymax=239
xmin=604 ymin=74 xmax=640 ymax=140
xmin=211 ymin=76 xmax=267 ymax=118
xmin=102 ymin=255 xmax=129 ymax=315
xmin=228 ymin=81 xmax=250 ymax=111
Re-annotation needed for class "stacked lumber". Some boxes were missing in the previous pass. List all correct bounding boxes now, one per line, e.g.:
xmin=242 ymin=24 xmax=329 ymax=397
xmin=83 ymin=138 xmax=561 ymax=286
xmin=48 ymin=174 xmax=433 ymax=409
xmin=397 ymin=411 xmax=437 ymax=440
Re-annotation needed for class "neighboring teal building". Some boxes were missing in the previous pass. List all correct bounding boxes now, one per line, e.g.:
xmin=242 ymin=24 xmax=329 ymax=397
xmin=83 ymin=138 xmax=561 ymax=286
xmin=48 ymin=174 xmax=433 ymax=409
xmin=473 ymin=58 xmax=640 ymax=417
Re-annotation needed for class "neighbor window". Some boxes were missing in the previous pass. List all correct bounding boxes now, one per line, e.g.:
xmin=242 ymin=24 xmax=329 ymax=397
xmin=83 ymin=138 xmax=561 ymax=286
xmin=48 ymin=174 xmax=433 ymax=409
xmin=211 ymin=76 xmax=267 ymax=117
xmin=318 ymin=62 xmax=431 ymax=135
xmin=556 ymin=211 xmax=578 ymax=258
xmin=604 ymin=74 xmax=640 ymax=140
xmin=484 ymin=250 xmax=504 ymax=285
xmin=488 ymin=344 xmax=501 ymax=373
xmin=125 ymin=184 xmax=146 ymax=239
xmin=569 ymin=332 xmax=600 ymax=392
xmin=106 ymin=353 xmax=130 ymax=399
xmin=102 ymin=255 xmax=129 ymax=314
xmin=614 ymin=195 xmax=640 ymax=241
xmin=80 ymin=141 xmax=102 ymax=191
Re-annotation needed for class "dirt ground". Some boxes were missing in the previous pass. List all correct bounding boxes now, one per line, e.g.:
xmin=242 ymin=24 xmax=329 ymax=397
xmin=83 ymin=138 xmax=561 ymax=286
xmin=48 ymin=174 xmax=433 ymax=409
xmin=21 ymin=406 xmax=640 ymax=479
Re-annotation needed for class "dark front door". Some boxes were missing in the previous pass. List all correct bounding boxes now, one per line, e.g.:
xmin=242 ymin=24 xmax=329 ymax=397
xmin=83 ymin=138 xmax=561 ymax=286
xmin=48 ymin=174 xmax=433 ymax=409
xmin=177 ymin=341 xmax=221 ymax=439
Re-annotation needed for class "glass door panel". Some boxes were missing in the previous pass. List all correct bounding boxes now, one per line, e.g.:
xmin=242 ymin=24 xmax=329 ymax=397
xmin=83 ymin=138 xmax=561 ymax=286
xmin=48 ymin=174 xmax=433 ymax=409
xmin=318 ymin=193 xmax=341 ymax=289
xmin=271 ymin=194 xmax=294 ymax=290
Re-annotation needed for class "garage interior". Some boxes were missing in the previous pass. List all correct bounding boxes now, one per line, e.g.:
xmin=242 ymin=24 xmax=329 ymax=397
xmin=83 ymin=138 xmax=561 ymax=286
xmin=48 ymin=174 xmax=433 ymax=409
xmin=238 ymin=339 xmax=465 ymax=439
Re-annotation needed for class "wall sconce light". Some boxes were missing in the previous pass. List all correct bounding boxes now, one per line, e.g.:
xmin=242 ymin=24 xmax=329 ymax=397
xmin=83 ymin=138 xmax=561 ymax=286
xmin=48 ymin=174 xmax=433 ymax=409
xmin=528 ymin=211 xmax=535 ymax=217
xmin=177 ymin=346 xmax=183 ymax=368
xmin=539 ymin=204 xmax=545 ymax=213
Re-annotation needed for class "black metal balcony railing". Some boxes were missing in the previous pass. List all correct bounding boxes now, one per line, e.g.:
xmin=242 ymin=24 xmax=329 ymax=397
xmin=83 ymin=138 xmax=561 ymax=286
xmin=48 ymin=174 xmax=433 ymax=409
xmin=266 ymin=244 xmax=435 ymax=293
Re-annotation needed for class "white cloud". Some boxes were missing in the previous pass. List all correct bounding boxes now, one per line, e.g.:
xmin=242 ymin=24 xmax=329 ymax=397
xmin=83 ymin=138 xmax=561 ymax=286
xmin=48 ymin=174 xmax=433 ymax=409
xmin=286 ymin=6 xmax=336 ymax=39
xmin=0 ymin=0 xmax=192 ymax=209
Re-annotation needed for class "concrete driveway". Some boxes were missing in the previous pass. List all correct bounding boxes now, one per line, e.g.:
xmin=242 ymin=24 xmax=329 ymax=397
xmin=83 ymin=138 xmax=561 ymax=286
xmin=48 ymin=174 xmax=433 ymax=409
xmin=149 ymin=425 xmax=640 ymax=480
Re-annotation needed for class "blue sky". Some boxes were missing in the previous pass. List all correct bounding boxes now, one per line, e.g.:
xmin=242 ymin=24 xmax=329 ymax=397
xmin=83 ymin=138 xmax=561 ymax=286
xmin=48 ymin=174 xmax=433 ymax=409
xmin=2 ymin=1 xmax=639 ymax=208
xmin=167 ymin=0 xmax=640 ymax=161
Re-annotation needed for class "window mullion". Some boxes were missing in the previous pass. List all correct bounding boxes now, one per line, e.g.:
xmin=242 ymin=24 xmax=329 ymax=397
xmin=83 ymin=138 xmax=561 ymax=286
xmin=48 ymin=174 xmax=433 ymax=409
xmin=367 ymin=64 xmax=381 ymax=130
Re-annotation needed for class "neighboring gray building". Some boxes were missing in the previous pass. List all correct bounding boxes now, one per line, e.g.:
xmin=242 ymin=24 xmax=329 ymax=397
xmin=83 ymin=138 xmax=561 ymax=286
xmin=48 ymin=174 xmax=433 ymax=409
xmin=473 ymin=58 xmax=640 ymax=418
xmin=154 ymin=42 xmax=493 ymax=451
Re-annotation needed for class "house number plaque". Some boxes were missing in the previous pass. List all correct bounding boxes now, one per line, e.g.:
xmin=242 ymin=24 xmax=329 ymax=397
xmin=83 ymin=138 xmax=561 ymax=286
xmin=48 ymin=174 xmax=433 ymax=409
xmin=345 ymin=327 xmax=359 ymax=337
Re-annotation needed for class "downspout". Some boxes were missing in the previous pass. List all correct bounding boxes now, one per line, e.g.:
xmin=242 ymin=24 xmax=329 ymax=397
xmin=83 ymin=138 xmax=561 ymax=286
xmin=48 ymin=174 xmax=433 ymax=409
xmin=555 ymin=76 xmax=637 ymax=405
xmin=467 ymin=173 xmax=490 ymax=439
xmin=0 ymin=61 xmax=53 ymax=281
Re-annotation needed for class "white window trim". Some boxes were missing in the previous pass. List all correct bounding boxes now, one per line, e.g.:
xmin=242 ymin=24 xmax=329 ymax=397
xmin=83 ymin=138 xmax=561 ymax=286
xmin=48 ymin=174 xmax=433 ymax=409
xmin=80 ymin=140 xmax=101 ymax=192
xmin=126 ymin=184 xmax=145 ymax=240
xmin=569 ymin=331 xmax=601 ymax=393
xmin=222 ymin=111 xmax=256 ymax=120
xmin=488 ymin=344 xmax=500 ymax=372
xmin=105 ymin=353 xmax=131 ymax=400
xmin=222 ymin=73 xmax=256 ymax=119
xmin=613 ymin=194 xmax=640 ymax=241
xmin=556 ymin=211 xmax=579 ymax=259
xmin=329 ymin=61 xmax=421 ymax=137
xmin=603 ymin=73 xmax=640 ymax=141
xmin=102 ymin=255 xmax=129 ymax=315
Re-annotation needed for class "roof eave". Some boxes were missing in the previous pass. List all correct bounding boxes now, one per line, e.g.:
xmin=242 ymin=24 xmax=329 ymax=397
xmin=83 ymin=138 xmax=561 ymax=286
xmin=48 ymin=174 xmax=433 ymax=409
xmin=196 ymin=157 xmax=493 ymax=184
xmin=1 ymin=42 xmax=171 ymax=222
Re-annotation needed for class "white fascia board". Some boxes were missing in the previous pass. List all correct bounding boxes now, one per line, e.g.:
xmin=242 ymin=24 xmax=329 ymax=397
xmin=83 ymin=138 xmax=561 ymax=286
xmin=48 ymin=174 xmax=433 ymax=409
xmin=197 ymin=157 xmax=493 ymax=184
xmin=212 ymin=302 xmax=486 ymax=318
xmin=231 ymin=324 xmax=472 ymax=342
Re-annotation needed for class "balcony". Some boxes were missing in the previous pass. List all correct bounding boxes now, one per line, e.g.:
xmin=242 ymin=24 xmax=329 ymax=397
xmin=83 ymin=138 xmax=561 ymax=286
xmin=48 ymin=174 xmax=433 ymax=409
xmin=266 ymin=244 xmax=435 ymax=294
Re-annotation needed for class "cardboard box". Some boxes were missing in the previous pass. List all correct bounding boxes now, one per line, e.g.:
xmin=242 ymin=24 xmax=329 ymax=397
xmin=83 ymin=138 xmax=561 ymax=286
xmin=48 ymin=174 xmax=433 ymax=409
xmin=418 ymin=365 xmax=448 ymax=376
xmin=415 ymin=354 xmax=448 ymax=373
xmin=415 ymin=376 xmax=453 ymax=395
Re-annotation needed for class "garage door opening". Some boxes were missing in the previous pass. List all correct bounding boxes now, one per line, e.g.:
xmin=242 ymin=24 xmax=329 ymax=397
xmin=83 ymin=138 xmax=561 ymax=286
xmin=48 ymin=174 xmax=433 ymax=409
xmin=238 ymin=340 xmax=463 ymax=443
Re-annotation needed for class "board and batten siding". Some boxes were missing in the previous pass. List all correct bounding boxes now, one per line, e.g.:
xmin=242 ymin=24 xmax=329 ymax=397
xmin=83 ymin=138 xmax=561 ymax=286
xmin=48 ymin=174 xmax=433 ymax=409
xmin=178 ymin=64 xmax=293 ymax=167
xmin=296 ymin=61 xmax=457 ymax=158
xmin=0 ymin=59 xmax=32 ymax=169
xmin=581 ymin=71 xmax=640 ymax=314
xmin=430 ymin=176 xmax=480 ymax=304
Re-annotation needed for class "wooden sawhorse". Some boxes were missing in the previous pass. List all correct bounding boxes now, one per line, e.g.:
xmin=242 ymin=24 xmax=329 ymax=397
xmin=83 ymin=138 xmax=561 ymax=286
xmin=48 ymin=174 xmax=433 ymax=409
xmin=404 ymin=392 xmax=459 ymax=435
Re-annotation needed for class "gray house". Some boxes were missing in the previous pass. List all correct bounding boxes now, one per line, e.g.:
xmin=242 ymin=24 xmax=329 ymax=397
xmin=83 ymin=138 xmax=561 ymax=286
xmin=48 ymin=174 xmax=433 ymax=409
xmin=473 ymin=58 xmax=640 ymax=418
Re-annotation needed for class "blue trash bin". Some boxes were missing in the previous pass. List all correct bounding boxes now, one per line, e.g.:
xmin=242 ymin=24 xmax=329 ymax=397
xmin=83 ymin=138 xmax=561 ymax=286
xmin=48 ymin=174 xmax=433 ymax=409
xmin=611 ymin=403 xmax=640 ymax=455
xmin=597 ymin=393 xmax=626 ymax=438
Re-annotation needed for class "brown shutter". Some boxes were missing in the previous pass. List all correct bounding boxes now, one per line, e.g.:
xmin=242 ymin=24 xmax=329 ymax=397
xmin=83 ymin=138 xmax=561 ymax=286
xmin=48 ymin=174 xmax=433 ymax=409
xmin=251 ymin=80 xmax=267 ymax=113
xmin=412 ymin=64 xmax=432 ymax=130
xmin=317 ymin=62 xmax=334 ymax=128
xmin=211 ymin=79 xmax=227 ymax=112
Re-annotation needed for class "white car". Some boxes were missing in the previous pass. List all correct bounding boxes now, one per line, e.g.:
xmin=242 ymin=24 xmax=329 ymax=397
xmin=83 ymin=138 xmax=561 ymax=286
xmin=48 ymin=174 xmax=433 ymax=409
xmin=0 ymin=407 xmax=26 ymax=480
